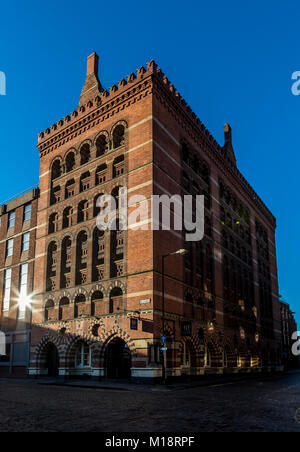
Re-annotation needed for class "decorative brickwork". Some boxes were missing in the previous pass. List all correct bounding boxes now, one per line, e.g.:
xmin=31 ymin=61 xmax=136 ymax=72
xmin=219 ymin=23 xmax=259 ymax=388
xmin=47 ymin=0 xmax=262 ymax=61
xmin=27 ymin=52 xmax=282 ymax=381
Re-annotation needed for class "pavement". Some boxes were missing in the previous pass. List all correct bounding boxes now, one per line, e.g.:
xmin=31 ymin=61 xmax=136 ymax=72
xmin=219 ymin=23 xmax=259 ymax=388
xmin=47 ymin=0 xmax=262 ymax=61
xmin=0 ymin=371 xmax=300 ymax=432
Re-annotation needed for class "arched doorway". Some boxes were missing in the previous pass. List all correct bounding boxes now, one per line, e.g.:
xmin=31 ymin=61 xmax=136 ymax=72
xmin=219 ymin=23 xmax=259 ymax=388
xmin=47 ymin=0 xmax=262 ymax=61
xmin=46 ymin=343 xmax=59 ymax=377
xmin=105 ymin=338 xmax=131 ymax=379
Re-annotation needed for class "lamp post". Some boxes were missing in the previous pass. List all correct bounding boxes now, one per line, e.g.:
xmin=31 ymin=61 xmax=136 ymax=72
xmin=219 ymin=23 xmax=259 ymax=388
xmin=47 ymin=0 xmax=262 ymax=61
xmin=18 ymin=293 xmax=33 ymax=377
xmin=161 ymin=249 xmax=189 ymax=384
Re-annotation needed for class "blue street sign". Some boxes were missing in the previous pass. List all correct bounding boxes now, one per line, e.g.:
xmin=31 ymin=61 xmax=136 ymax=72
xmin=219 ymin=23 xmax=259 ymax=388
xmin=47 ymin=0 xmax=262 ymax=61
xmin=160 ymin=347 xmax=167 ymax=352
xmin=161 ymin=335 xmax=167 ymax=344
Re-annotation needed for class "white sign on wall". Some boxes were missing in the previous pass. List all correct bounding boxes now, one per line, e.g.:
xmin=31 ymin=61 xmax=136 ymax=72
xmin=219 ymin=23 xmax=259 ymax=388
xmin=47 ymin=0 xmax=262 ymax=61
xmin=140 ymin=299 xmax=151 ymax=305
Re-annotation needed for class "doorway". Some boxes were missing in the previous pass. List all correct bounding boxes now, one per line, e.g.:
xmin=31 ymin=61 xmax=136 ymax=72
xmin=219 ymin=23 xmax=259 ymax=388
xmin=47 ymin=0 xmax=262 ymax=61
xmin=46 ymin=343 xmax=59 ymax=377
xmin=105 ymin=338 xmax=131 ymax=379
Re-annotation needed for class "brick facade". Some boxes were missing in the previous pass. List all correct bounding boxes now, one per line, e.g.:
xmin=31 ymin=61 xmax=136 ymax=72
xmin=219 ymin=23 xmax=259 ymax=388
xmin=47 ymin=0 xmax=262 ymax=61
xmin=20 ymin=52 xmax=283 ymax=381
xmin=0 ymin=189 xmax=38 ymax=376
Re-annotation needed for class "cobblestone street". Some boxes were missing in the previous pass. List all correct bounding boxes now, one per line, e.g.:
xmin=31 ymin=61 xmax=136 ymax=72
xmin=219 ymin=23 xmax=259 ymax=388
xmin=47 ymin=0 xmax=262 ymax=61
xmin=0 ymin=372 xmax=300 ymax=432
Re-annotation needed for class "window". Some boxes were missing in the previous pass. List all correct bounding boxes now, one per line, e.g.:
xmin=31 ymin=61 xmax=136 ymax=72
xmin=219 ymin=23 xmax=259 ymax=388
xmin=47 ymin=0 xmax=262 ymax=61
xmin=80 ymin=144 xmax=90 ymax=165
xmin=96 ymin=134 xmax=108 ymax=157
xmin=78 ymin=201 xmax=89 ymax=223
xmin=6 ymin=239 xmax=14 ymax=257
xmin=130 ymin=318 xmax=138 ymax=330
xmin=112 ymin=125 xmax=125 ymax=148
xmin=75 ymin=342 xmax=90 ymax=368
xmin=24 ymin=203 xmax=32 ymax=222
xmin=3 ymin=269 xmax=12 ymax=312
xmin=51 ymin=160 xmax=61 ymax=180
xmin=181 ymin=342 xmax=191 ymax=367
xmin=8 ymin=211 xmax=15 ymax=229
xmin=66 ymin=152 xmax=75 ymax=172
xmin=63 ymin=207 xmax=73 ymax=229
xmin=204 ymin=346 xmax=212 ymax=367
xmin=22 ymin=232 xmax=30 ymax=252
xmin=19 ymin=264 xmax=28 ymax=318
xmin=49 ymin=213 xmax=59 ymax=234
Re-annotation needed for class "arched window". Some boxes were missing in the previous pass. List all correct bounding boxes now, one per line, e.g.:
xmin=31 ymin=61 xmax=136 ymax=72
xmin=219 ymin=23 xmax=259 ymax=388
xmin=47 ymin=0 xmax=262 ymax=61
xmin=76 ymin=232 xmax=88 ymax=285
xmin=110 ymin=219 xmax=124 ymax=278
xmin=78 ymin=200 xmax=89 ymax=223
xmin=49 ymin=213 xmax=59 ymax=234
xmin=80 ymin=144 xmax=90 ymax=165
xmin=96 ymin=134 xmax=108 ymax=157
xmin=74 ymin=294 xmax=86 ymax=318
xmin=92 ymin=228 xmax=105 ymax=282
xmin=59 ymin=297 xmax=69 ymax=321
xmin=51 ymin=160 xmax=61 ymax=181
xmin=46 ymin=242 xmax=57 ymax=292
xmin=75 ymin=341 xmax=90 ymax=368
xmin=60 ymin=237 xmax=72 ymax=289
xmin=45 ymin=300 xmax=54 ymax=321
xmin=113 ymin=155 xmax=125 ymax=178
xmin=112 ymin=125 xmax=125 ymax=148
xmin=65 ymin=152 xmax=75 ymax=173
xmin=109 ymin=287 xmax=123 ymax=314
xmin=91 ymin=290 xmax=104 ymax=316
xmin=63 ymin=207 xmax=73 ymax=229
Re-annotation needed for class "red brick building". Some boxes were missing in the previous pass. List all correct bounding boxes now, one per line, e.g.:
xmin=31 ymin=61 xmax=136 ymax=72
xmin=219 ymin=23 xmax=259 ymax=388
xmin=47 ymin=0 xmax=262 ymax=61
xmin=0 ymin=188 xmax=38 ymax=377
xmin=27 ymin=52 xmax=282 ymax=381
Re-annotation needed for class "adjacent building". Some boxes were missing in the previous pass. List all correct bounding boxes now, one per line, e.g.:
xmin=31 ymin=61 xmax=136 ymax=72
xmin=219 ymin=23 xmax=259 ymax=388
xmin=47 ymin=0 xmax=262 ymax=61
xmin=280 ymin=300 xmax=299 ymax=369
xmin=0 ymin=188 xmax=38 ymax=377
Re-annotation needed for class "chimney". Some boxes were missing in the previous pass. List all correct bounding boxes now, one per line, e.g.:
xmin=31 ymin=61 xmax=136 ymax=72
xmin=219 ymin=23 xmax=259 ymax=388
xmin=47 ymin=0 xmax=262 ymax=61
xmin=79 ymin=52 xmax=103 ymax=107
xmin=86 ymin=52 xmax=99 ymax=77
xmin=224 ymin=123 xmax=232 ymax=146
xmin=223 ymin=123 xmax=237 ymax=165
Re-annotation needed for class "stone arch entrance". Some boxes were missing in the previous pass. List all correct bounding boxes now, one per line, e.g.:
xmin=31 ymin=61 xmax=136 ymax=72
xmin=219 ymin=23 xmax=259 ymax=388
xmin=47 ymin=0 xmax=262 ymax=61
xmin=105 ymin=338 xmax=131 ymax=379
xmin=45 ymin=343 xmax=59 ymax=377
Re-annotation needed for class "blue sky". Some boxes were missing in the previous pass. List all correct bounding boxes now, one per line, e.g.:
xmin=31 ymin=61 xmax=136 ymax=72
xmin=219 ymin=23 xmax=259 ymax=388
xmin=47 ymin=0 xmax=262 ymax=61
xmin=0 ymin=1 xmax=299 ymax=324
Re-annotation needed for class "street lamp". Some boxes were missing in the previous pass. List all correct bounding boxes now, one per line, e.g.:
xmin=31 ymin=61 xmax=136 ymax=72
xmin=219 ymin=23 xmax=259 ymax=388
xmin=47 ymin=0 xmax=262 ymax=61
xmin=18 ymin=293 xmax=34 ymax=377
xmin=161 ymin=248 xmax=189 ymax=384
